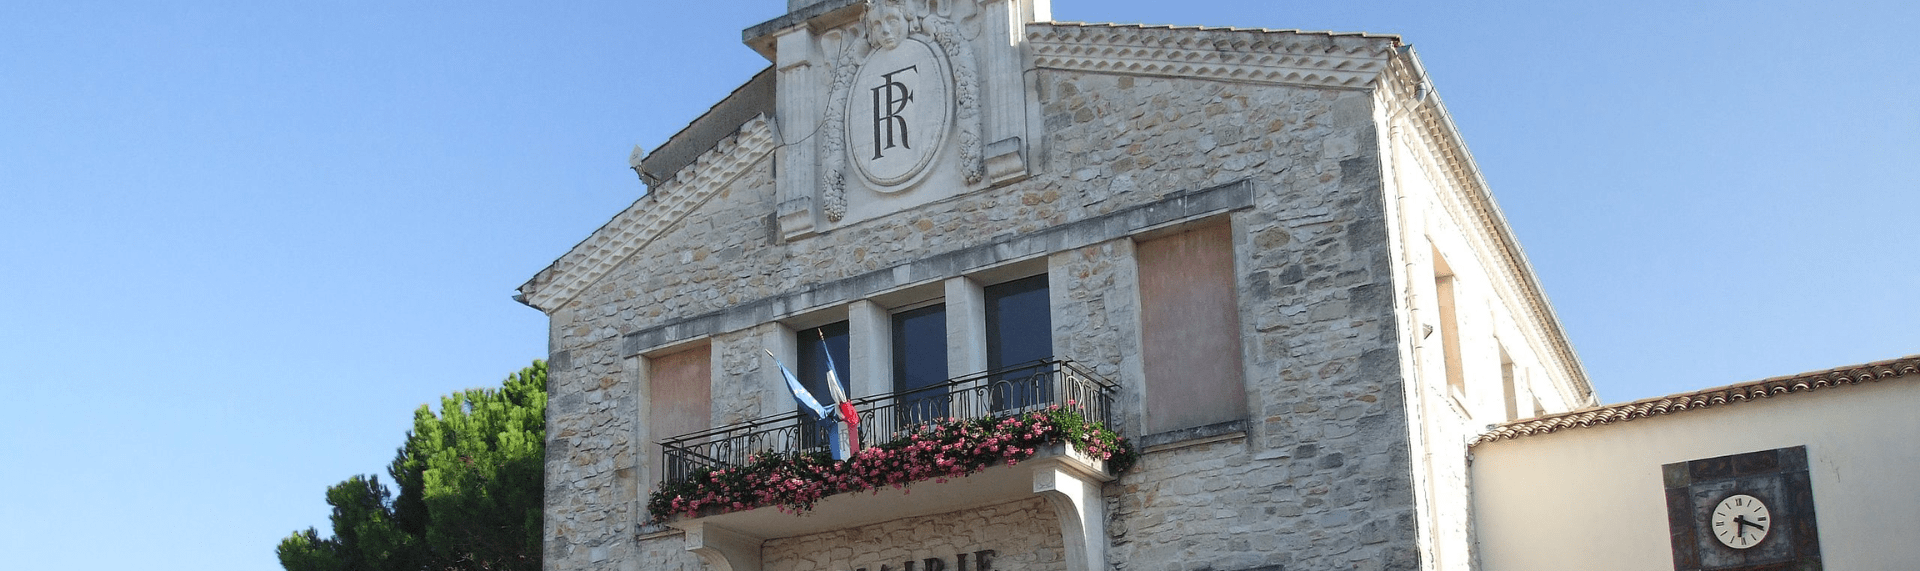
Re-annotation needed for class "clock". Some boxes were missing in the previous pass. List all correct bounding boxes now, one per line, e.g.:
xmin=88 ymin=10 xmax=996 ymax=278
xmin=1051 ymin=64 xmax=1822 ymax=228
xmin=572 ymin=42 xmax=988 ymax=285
xmin=1663 ymin=446 xmax=1821 ymax=571
xmin=1708 ymin=494 xmax=1769 ymax=549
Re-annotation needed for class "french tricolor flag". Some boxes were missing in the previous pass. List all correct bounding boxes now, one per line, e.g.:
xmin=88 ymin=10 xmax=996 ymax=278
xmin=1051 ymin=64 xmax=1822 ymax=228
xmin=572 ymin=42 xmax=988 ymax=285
xmin=764 ymin=346 xmax=861 ymax=461
xmin=818 ymin=334 xmax=861 ymax=458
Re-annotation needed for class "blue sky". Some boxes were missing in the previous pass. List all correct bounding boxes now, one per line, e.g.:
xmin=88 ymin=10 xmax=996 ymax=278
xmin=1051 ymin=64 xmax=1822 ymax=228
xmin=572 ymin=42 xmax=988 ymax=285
xmin=1 ymin=1 xmax=1913 ymax=570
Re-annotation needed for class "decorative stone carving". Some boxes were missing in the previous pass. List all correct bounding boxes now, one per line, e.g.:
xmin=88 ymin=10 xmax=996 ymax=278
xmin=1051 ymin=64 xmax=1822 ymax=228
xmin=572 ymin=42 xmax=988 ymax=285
xmin=818 ymin=26 xmax=863 ymax=222
xmin=847 ymin=36 xmax=950 ymax=188
xmin=819 ymin=0 xmax=984 ymax=222
xmin=922 ymin=2 xmax=984 ymax=186
xmin=865 ymin=0 xmax=910 ymax=50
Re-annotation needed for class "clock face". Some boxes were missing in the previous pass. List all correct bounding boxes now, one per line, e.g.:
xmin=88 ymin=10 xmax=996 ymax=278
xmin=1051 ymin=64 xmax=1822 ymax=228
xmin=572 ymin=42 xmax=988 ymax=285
xmin=1710 ymin=494 xmax=1772 ymax=549
xmin=1665 ymin=448 xmax=1821 ymax=570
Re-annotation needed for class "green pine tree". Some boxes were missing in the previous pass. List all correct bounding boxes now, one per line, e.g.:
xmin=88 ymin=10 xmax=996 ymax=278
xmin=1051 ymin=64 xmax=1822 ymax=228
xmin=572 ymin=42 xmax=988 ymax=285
xmin=278 ymin=361 xmax=546 ymax=571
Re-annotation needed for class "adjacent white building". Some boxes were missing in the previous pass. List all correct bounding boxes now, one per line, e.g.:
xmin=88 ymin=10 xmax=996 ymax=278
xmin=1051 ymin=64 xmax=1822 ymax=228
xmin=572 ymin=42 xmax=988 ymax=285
xmin=1473 ymin=356 xmax=1919 ymax=571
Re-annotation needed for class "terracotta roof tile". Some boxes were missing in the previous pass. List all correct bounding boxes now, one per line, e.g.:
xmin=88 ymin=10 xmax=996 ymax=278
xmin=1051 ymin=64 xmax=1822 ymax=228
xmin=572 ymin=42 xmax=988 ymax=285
xmin=1472 ymin=355 xmax=1920 ymax=446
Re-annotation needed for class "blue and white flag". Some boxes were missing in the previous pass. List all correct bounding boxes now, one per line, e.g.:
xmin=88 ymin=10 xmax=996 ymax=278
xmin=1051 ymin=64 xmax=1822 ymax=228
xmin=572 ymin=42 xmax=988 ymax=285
xmin=765 ymin=349 xmax=828 ymax=421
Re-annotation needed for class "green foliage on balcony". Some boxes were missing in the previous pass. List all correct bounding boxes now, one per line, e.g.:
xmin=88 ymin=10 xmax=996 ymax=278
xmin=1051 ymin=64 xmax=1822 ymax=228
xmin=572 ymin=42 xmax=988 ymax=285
xmin=648 ymin=404 xmax=1136 ymax=522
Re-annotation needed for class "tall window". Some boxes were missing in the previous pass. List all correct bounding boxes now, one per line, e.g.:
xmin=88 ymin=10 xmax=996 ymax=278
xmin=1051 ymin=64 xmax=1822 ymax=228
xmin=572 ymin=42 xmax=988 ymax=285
xmin=1433 ymin=248 xmax=1465 ymax=402
xmin=1500 ymin=345 xmax=1520 ymax=421
xmin=1138 ymin=223 xmax=1245 ymax=434
xmin=796 ymin=321 xmax=850 ymax=449
xmin=892 ymin=304 xmax=949 ymax=426
xmin=986 ymin=274 xmax=1052 ymax=411
xmin=650 ymin=346 xmax=711 ymax=483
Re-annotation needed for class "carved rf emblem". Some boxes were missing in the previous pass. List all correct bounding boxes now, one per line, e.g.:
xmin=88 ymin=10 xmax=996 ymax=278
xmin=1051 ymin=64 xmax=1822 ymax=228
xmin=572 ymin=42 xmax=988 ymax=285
xmin=844 ymin=1 xmax=950 ymax=190
xmin=820 ymin=0 xmax=982 ymax=220
xmin=870 ymin=65 xmax=916 ymax=159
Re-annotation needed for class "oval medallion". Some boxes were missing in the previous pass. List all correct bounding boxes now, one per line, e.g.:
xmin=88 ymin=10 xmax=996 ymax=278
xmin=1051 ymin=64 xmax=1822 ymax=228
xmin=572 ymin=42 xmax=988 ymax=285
xmin=847 ymin=37 xmax=950 ymax=190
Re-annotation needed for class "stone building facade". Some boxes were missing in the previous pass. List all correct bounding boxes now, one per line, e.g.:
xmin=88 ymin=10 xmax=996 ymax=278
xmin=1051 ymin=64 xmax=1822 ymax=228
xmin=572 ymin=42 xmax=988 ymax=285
xmin=516 ymin=1 xmax=1595 ymax=570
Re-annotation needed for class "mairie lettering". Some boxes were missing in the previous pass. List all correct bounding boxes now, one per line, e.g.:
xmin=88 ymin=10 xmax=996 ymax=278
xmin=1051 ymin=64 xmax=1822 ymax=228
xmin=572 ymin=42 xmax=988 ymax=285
xmin=856 ymin=549 xmax=995 ymax=571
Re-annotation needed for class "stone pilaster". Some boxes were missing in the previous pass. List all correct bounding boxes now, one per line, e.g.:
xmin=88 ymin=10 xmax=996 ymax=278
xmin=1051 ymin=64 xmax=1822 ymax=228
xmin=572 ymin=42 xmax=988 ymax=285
xmin=774 ymin=26 xmax=820 ymax=241
xmin=978 ymin=0 xmax=1032 ymax=185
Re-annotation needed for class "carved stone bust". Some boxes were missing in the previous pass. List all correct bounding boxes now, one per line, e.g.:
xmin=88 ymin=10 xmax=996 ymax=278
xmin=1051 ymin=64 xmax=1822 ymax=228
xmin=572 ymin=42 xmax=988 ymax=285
xmin=865 ymin=0 xmax=911 ymax=50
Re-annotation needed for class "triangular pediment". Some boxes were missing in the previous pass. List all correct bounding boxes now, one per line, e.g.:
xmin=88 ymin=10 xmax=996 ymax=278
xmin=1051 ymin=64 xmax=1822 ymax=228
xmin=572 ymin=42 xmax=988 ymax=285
xmin=520 ymin=9 xmax=1415 ymax=315
xmin=518 ymin=112 xmax=777 ymax=313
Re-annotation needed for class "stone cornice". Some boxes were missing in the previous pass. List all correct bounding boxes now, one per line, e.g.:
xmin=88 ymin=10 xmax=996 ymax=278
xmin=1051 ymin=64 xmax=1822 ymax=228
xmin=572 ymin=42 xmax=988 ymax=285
xmin=1028 ymin=22 xmax=1401 ymax=89
xmin=1472 ymin=355 xmax=1920 ymax=445
xmin=517 ymin=115 xmax=778 ymax=313
xmin=1382 ymin=50 xmax=1596 ymax=406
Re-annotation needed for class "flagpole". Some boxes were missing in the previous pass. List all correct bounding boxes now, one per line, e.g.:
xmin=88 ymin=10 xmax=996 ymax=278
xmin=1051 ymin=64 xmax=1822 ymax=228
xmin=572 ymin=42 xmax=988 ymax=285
xmin=817 ymin=330 xmax=862 ymax=456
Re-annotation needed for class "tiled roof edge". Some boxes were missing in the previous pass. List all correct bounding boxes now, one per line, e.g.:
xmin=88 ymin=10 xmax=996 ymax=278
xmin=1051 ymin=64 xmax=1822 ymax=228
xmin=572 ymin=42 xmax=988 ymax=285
xmin=1471 ymin=355 xmax=1920 ymax=446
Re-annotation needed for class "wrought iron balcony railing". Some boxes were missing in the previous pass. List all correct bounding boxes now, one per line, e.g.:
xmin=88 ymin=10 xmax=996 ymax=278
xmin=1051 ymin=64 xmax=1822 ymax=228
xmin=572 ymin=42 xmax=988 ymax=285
xmin=658 ymin=359 xmax=1119 ymax=484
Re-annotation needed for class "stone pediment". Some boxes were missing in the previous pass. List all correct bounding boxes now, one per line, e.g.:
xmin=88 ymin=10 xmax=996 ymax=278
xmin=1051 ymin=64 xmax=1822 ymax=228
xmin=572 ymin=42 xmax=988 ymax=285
xmin=517 ymin=10 xmax=1410 ymax=315
xmin=517 ymin=114 xmax=777 ymax=313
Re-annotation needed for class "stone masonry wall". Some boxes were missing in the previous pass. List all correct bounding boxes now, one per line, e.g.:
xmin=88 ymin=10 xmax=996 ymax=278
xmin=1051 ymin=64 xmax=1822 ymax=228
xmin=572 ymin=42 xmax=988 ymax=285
xmin=540 ymin=66 xmax=1417 ymax=570
xmin=762 ymin=497 xmax=1065 ymax=571
xmin=1039 ymin=72 xmax=1417 ymax=571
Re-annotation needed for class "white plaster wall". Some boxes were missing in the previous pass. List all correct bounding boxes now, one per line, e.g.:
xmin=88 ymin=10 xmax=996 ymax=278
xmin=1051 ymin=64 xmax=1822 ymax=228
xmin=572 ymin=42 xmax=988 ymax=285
xmin=1378 ymin=87 xmax=1590 ymax=571
xmin=1386 ymin=113 xmax=1580 ymax=421
xmin=1472 ymin=380 xmax=1920 ymax=571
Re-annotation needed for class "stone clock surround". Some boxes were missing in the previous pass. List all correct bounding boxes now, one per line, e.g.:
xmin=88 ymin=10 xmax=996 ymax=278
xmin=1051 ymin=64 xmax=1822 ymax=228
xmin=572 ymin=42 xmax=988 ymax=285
xmin=1662 ymin=446 xmax=1822 ymax=571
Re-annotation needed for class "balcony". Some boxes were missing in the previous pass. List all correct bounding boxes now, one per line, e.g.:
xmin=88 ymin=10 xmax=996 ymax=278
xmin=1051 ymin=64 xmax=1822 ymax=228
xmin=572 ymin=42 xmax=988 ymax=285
xmin=660 ymin=359 xmax=1119 ymax=483
xmin=651 ymin=360 xmax=1124 ymax=571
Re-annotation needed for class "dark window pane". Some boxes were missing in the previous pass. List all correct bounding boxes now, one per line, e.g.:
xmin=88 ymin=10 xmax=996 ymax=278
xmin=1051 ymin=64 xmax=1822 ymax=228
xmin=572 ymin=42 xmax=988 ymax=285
xmin=892 ymin=304 xmax=948 ymax=426
xmin=986 ymin=275 xmax=1051 ymax=411
xmin=796 ymin=321 xmax=850 ymax=450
